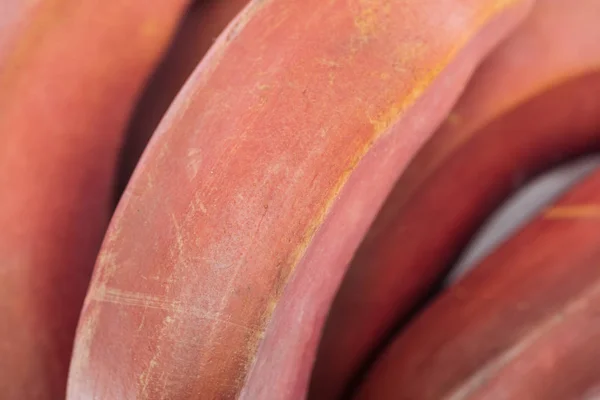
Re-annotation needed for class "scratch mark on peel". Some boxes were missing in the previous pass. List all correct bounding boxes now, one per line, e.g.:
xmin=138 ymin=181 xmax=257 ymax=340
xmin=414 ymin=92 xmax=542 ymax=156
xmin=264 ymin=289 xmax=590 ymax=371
xmin=133 ymin=278 xmax=260 ymax=398
xmin=91 ymin=287 xmax=260 ymax=331
xmin=328 ymin=71 xmax=336 ymax=86
xmin=139 ymin=357 xmax=160 ymax=397
xmin=317 ymin=58 xmax=341 ymax=68
xmin=170 ymin=213 xmax=186 ymax=263
xmin=158 ymin=370 xmax=169 ymax=400
xmin=198 ymin=202 xmax=208 ymax=214
xmin=195 ymin=203 xmax=271 ymax=383
xmin=97 ymin=249 xmax=118 ymax=285
xmin=136 ymin=200 xmax=208 ymax=395
xmin=146 ymin=169 xmax=155 ymax=190
xmin=136 ymin=312 xmax=147 ymax=334
xmin=190 ymin=191 xmax=209 ymax=216
xmin=157 ymin=138 xmax=171 ymax=162
xmin=106 ymin=220 xmax=123 ymax=246
xmin=544 ymin=205 xmax=600 ymax=219
xmin=95 ymin=220 xmax=124 ymax=283
xmin=446 ymin=271 xmax=600 ymax=400
xmin=91 ymin=287 xmax=183 ymax=312
xmin=186 ymin=148 xmax=203 ymax=180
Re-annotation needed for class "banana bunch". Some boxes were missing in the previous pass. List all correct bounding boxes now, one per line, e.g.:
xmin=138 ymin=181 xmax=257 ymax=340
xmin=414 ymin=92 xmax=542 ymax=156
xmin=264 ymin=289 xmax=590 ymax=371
xmin=2 ymin=1 xmax=600 ymax=399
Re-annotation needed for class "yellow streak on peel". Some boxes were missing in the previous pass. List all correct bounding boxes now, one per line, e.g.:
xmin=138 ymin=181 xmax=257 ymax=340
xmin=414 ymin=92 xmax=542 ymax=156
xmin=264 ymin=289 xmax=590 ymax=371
xmin=544 ymin=205 xmax=600 ymax=219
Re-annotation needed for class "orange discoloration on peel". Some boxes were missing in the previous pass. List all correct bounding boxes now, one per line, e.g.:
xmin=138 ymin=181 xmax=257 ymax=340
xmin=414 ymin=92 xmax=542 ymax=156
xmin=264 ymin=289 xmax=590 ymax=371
xmin=544 ymin=205 xmax=600 ymax=219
